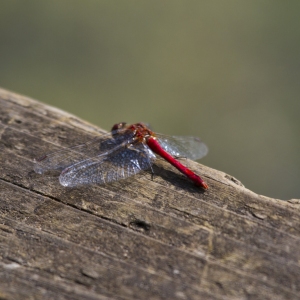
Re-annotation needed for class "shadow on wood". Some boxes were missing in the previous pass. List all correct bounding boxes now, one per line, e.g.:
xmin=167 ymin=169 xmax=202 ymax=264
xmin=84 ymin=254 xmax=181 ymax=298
xmin=0 ymin=87 xmax=299 ymax=299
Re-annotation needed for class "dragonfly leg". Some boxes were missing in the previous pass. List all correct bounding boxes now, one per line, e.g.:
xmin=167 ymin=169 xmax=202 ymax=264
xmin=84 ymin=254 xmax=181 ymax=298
xmin=150 ymin=165 xmax=155 ymax=180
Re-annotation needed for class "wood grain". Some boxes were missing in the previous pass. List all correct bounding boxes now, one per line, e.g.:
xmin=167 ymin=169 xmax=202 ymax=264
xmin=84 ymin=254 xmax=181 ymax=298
xmin=0 ymin=87 xmax=299 ymax=300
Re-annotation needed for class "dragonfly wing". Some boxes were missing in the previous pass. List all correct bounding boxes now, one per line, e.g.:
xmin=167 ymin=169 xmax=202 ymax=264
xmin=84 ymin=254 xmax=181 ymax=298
xmin=156 ymin=134 xmax=208 ymax=161
xmin=59 ymin=142 xmax=156 ymax=187
xmin=34 ymin=130 xmax=135 ymax=174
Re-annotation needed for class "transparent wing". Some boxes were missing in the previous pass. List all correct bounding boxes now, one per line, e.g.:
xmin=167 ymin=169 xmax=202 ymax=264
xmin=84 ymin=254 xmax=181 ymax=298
xmin=155 ymin=133 xmax=208 ymax=160
xmin=59 ymin=142 xmax=156 ymax=187
xmin=34 ymin=128 xmax=135 ymax=174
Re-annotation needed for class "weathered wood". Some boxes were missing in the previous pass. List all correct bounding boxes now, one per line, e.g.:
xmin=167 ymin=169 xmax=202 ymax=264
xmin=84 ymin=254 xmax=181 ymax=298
xmin=0 ymin=87 xmax=299 ymax=300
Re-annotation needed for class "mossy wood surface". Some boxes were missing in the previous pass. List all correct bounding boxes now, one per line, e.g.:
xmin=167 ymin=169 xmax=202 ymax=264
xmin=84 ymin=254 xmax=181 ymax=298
xmin=0 ymin=88 xmax=299 ymax=300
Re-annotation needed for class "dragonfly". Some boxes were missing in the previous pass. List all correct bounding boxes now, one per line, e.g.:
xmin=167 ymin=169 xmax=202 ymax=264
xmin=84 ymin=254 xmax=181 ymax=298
xmin=34 ymin=122 xmax=208 ymax=189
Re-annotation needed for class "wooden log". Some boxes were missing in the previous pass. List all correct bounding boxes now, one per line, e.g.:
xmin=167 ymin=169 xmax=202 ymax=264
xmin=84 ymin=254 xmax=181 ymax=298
xmin=0 ymin=87 xmax=299 ymax=300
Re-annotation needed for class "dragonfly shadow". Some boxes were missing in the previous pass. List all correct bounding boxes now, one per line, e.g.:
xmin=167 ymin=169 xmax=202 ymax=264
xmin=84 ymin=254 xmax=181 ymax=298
xmin=27 ymin=169 xmax=61 ymax=187
xmin=151 ymin=163 xmax=207 ymax=193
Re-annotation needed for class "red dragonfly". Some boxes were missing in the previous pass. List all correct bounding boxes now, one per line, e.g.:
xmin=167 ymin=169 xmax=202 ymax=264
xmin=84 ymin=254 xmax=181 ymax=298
xmin=34 ymin=122 xmax=208 ymax=189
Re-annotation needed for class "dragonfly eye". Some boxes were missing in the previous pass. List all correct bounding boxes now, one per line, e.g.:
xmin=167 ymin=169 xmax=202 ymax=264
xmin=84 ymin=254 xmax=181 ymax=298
xmin=111 ymin=122 xmax=127 ymax=132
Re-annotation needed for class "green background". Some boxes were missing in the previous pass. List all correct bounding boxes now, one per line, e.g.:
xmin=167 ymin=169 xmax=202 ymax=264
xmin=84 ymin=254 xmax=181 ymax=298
xmin=1 ymin=1 xmax=299 ymax=200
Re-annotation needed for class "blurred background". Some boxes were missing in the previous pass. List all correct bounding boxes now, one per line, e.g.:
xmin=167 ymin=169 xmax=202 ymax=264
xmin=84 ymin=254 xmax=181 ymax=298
xmin=0 ymin=1 xmax=299 ymax=200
